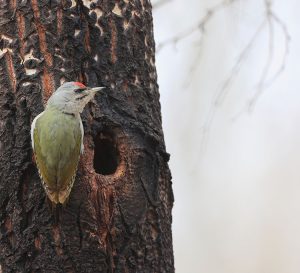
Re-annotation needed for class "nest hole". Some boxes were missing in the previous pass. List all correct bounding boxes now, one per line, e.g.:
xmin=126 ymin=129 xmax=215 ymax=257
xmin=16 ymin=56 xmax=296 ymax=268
xmin=93 ymin=132 xmax=119 ymax=175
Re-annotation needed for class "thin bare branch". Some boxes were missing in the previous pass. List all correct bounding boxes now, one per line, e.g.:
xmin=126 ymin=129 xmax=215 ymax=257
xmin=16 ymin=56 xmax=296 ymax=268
xmin=254 ymin=9 xmax=291 ymax=91
xmin=214 ymin=20 xmax=266 ymax=106
xmin=248 ymin=1 xmax=274 ymax=111
xmin=245 ymin=0 xmax=290 ymax=112
xmin=183 ymin=35 xmax=206 ymax=88
xmin=196 ymin=0 xmax=290 ymax=153
xmin=156 ymin=0 xmax=239 ymax=52
xmin=155 ymin=0 xmax=290 ymax=153
xmin=200 ymin=20 xmax=266 ymax=151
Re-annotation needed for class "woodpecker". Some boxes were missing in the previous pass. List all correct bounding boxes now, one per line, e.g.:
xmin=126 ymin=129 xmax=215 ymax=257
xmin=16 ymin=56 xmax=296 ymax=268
xmin=31 ymin=82 xmax=104 ymax=204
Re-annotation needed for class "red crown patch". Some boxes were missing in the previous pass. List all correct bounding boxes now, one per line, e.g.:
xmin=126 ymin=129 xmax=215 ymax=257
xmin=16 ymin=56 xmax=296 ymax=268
xmin=74 ymin=82 xmax=86 ymax=88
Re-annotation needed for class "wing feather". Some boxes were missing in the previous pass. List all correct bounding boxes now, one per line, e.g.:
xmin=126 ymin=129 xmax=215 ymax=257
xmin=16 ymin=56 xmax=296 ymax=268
xmin=32 ymin=108 xmax=82 ymax=204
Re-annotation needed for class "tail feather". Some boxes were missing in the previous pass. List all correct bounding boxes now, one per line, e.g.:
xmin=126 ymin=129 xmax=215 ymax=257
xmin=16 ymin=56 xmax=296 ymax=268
xmin=58 ymin=173 xmax=76 ymax=204
xmin=37 ymin=159 xmax=77 ymax=205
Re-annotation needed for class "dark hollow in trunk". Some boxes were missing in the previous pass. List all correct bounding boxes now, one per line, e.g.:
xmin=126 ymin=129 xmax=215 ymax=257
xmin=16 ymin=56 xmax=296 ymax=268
xmin=0 ymin=0 xmax=174 ymax=272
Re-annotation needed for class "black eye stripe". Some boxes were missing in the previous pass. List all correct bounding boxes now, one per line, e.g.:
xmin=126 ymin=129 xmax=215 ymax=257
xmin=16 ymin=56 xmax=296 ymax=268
xmin=74 ymin=87 xmax=86 ymax=93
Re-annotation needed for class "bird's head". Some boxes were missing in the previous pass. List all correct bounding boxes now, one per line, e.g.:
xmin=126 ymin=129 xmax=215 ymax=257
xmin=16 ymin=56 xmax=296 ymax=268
xmin=46 ymin=82 xmax=105 ymax=114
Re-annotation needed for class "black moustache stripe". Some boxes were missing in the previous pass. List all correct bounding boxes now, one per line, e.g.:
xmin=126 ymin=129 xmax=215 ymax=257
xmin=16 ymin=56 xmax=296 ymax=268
xmin=76 ymin=94 xmax=88 ymax=101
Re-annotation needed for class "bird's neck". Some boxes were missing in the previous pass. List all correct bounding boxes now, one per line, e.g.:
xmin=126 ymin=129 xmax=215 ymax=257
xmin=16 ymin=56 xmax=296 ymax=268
xmin=46 ymin=104 xmax=80 ymax=118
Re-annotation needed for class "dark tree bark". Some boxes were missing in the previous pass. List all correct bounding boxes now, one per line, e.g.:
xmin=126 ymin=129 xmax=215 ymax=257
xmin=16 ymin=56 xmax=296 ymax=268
xmin=0 ymin=0 xmax=174 ymax=272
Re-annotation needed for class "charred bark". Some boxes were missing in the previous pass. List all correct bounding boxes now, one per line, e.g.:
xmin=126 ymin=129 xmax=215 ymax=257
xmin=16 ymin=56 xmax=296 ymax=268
xmin=0 ymin=0 xmax=174 ymax=272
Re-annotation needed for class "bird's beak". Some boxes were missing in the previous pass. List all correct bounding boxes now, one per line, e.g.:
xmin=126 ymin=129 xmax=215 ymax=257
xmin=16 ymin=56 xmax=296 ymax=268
xmin=90 ymin=87 xmax=106 ymax=92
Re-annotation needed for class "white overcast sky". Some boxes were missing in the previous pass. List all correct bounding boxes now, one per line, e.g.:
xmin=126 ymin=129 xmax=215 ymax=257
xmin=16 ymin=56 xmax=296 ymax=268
xmin=153 ymin=0 xmax=300 ymax=272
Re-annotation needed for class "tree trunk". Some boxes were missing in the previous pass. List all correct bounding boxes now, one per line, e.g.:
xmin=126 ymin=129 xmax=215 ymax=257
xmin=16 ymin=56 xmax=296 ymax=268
xmin=0 ymin=0 xmax=174 ymax=272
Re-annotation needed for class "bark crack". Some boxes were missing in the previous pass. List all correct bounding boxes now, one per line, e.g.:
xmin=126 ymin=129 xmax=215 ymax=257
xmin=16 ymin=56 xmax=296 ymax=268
xmin=140 ymin=177 xmax=159 ymax=207
xmin=76 ymin=205 xmax=83 ymax=249
xmin=31 ymin=0 xmax=54 ymax=102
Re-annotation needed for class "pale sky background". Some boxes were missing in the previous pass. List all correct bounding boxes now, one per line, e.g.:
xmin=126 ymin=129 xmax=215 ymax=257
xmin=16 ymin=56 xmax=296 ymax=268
xmin=152 ymin=0 xmax=300 ymax=272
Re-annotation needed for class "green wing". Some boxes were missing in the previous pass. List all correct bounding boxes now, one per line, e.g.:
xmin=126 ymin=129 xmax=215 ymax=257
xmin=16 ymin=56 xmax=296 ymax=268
xmin=33 ymin=108 xmax=82 ymax=204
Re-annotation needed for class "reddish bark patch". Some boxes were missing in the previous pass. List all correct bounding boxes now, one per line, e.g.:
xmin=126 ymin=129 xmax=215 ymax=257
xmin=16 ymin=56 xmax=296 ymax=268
xmin=110 ymin=19 xmax=117 ymax=63
xmin=150 ymin=225 xmax=159 ymax=241
xmin=16 ymin=12 xmax=25 ymax=58
xmin=31 ymin=0 xmax=54 ymax=102
xmin=9 ymin=0 xmax=16 ymax=9
xmin=4 ymin=217 xmax=16 ymax=247
xmin=96 ymin=188 xmax=115 ymax=246
xmin=57 ymin=6 xmax=63 ymax=35
xmin=34 ymin=235 xmax=42 ymax=250
xmin=78 ymin=72 xmax=86 ymax=85
xmin=31 ymin=0 xmax=53 ymax=67
xmin=42 ymin=67 xmax=54 ymax=104
xmin=5 ymin=52 xmax=16 ymax=92
xmin=52 ymin=225 xmax=63 ymax=255
xmin=8 ymin=234 xmax=16 ymax=248
xmin=4 ymin=217 xmax=12 ymax=232
xmin=84 ymin=27 xmax=91 ymax=53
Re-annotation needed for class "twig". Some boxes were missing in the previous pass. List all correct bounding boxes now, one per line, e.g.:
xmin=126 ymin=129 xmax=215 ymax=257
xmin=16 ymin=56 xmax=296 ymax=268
xmin=248 ymin=0 xmax=274 ymax=111
xmin=197 ymin=0 xmax=289 ymax=152
xmin=156 ymin=0 xmax=239 ymax=52
xmin=255 ymin=10 xmax=291 ymax=90
xmin=246 ymin=0 xmax=290 ymax=112
xmin=214 ymin=20 xmax=266 ymax=106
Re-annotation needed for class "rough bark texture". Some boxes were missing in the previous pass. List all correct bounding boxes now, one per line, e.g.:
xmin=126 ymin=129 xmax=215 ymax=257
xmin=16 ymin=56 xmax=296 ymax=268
xmin=0 ymin=0 xmax=174 ymax=272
